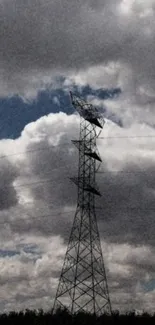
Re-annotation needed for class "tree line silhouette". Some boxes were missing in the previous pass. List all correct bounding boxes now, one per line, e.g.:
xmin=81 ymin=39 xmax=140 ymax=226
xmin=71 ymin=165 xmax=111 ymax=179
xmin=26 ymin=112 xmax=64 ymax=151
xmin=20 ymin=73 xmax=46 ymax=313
xmin=0 ymin=308 xmax=154 ymax=324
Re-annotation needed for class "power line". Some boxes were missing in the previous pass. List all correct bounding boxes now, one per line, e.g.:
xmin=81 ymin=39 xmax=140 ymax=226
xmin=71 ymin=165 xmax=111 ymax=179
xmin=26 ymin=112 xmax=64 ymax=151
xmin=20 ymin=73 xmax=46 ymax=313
xmin=97 ymin=171 xmax=152 ymax=174
xmin=1 ymin=207 xmax=155 ymax=227
xmin=0 ymin=177 xmax=66 ymax=192
xmin=0 ymin=169 xmax=153 ymax=192
xmin=0 ymin=209 xmax=76 ymax=227
xmin=0 ymin=137 xmax=154 ymax=165
xmin=1 ymin=134 xmax=155 ymax=161
xmin=1 ymin=166 xmax=74 ymax=190
xmin=13 ymin=178 xmax=61 ymax=189
xmin=98 ymin=135 xmax=155 ymax=139
xmin=96 ymin=207 xmax=155 ymax=211
xmin=0 ymin=142 xmax=71 ymax=160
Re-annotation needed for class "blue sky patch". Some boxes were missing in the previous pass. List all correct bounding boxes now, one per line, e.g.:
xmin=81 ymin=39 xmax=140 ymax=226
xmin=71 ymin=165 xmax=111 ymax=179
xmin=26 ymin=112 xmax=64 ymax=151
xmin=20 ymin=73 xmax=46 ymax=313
xmin=0 ymin=85 xmax=121 ymax=139
xmin=0 ymin=249 xmax=20 ymax=257
xmin=142 ymin=279 xmax=155 ymax=292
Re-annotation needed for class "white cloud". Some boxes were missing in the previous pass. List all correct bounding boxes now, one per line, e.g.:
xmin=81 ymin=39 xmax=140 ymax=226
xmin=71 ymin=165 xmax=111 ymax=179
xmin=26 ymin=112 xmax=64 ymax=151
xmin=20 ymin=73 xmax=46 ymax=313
xmin=0 ymin=111 xmax=154 ymax=311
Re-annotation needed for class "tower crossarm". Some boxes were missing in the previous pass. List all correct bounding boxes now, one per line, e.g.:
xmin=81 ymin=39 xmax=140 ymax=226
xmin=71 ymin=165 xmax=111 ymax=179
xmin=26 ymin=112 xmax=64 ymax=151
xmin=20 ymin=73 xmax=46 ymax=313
xmin=72 ymin=140 xmax=102 ymax=162
xmin=70 ymin=177 xmax=101 ymax=196
xmin=70 ymin=92 xmax=104 ymax=128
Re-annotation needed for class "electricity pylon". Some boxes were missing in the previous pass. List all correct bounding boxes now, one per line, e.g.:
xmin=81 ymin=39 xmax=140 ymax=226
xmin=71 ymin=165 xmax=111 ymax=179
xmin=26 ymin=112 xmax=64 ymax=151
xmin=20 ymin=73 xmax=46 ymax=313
xmin=53 ymin=93 xmax=111 ymax=315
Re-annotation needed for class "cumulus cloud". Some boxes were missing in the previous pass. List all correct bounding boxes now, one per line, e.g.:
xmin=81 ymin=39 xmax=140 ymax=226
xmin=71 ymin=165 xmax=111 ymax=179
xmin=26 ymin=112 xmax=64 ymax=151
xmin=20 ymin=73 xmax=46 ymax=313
xmin=0 ymin=112 xmax=154 ymax=312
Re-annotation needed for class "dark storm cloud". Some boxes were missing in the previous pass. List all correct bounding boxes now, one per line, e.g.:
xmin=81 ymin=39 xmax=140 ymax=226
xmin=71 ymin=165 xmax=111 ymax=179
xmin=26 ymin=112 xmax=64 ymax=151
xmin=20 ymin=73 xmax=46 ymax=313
xmin=0 ymin=0 xmax=155 ymax=96
xmin=97 ymin=163 xmax=155 ymax=246
xmin=0 ymin=159 xmax=18 ymax=210
xmin=0 ymin=0 xmax=121 ymax=70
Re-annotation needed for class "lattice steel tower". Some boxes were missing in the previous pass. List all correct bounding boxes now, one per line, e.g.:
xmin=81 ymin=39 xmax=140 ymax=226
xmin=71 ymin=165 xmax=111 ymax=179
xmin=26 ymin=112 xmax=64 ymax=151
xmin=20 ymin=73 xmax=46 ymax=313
xmin=53 ymin=93 xmax=111 ymax=315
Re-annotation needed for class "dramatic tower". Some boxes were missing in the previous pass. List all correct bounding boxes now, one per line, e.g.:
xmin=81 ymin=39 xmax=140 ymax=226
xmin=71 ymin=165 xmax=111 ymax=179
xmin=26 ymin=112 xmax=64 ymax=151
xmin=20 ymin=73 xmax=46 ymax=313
xmin=53 ymin=93 xmax=111 ymax=315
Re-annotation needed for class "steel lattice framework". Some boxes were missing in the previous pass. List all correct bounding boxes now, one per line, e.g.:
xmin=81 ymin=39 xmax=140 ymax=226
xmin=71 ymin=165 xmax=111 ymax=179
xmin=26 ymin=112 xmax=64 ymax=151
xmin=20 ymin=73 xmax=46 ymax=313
xmin=53 ymin=93 xmax=112 ymax=315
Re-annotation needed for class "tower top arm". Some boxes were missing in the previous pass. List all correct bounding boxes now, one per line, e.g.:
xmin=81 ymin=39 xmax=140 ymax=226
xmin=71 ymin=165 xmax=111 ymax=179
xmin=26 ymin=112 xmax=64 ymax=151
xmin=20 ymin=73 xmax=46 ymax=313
xmin=70 ymin=91 xmax=104 ymax=129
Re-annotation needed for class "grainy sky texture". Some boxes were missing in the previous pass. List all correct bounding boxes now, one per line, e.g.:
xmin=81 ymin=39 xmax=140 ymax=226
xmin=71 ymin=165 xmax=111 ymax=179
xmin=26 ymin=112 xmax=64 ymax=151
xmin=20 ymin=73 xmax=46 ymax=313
xmin=0 ymin=0 xmax=155 ymax=313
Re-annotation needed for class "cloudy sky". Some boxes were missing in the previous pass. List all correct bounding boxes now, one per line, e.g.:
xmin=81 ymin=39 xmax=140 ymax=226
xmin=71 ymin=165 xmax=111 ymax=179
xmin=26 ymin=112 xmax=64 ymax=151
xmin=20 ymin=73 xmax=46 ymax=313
xmin=0 ymin=0 xmax=155 ymax=313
